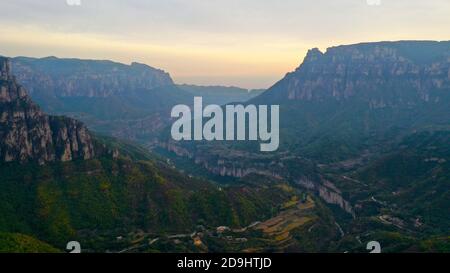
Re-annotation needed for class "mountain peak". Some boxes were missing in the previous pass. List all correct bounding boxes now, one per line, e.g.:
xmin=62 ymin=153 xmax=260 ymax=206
xmin=304 ymin=48 xmax=323 ymax=61
xmin=293 ymin=48 xmax=324 ymax=72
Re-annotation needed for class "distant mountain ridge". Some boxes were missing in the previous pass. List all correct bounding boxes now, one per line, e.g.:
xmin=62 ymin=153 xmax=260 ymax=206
xmin=11 ymin=56 xmax=174 ymax=98
xmin=257 ymin=40 xmax=450 ymax=104
xmin=0 ymin=57 xmax=94 ymax=164
xmin=177 ymin=84 xmax=264 ymax=105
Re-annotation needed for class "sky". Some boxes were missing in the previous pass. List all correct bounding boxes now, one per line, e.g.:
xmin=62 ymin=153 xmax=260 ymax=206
xmin=0 ymin=0 xmax=449 ymax=89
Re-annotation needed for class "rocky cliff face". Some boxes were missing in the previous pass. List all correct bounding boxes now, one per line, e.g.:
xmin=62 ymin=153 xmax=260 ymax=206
xmin=11 ymin=56 xmax=174 ymax=98
xmin=296 ymin=177 xmax=354 ymax=216
xmin=259 ymin=41 xmax=450 ymax=105
xmin=0 ymin=57 xmax=94 ymax=164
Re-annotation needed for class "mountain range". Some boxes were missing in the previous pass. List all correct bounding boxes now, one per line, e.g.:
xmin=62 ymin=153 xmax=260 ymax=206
xmin=0 ymin=40 xmax=449 ymax=252
xmin=156 ymin=41 xmax=450 ymax=252
xmin=0 ymin=56 xmax=309 ymax=252
xmin=10 ymin=57 xmax=263 ymax=145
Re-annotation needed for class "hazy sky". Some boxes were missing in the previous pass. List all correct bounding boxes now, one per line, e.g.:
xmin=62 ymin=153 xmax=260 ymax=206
xmin=0 ymin=0 xmax=449 ymax=88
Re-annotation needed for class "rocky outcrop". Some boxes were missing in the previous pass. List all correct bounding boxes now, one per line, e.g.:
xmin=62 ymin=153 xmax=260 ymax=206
xmin=160 ymin=139 xmax=285 ymax=179
xmin=318 ymin=186 xmax=354 ymax=216
xmin=297 ymin=177 xmax=354 ymax=216
xmin=11 ymin=56 xmax=174 ymax=98
xmin=0 ymin=57 xmax=94 ymax=164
